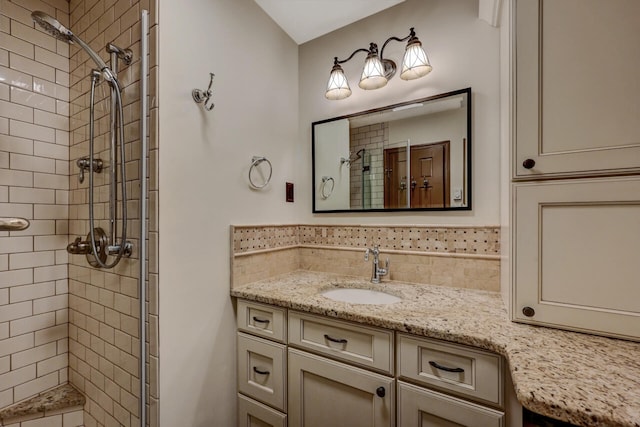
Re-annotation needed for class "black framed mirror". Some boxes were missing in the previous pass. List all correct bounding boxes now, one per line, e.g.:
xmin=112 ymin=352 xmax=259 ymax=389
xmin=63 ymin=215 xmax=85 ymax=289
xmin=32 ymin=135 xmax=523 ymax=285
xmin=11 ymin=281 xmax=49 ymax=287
xmin=312 ymin=88 xmax=472 ymax=213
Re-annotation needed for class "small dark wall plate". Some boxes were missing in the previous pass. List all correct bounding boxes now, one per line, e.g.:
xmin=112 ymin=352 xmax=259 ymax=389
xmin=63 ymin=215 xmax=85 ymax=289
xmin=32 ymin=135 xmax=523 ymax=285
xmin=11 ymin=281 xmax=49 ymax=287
xmin=286 ymin=182 xmax=294 ymax=202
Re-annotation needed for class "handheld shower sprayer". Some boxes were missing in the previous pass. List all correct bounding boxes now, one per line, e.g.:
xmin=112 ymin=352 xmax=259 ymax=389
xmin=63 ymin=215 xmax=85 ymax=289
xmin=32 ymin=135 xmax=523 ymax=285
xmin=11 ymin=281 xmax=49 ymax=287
xmin=31 ymin=11 xmax=117 ymax=85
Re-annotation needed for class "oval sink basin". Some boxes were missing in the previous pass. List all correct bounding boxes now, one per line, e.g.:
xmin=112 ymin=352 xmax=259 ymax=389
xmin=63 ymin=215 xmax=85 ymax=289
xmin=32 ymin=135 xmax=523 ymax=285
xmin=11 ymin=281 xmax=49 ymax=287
xmin=321 ymin=288 xmax=402 ymax=305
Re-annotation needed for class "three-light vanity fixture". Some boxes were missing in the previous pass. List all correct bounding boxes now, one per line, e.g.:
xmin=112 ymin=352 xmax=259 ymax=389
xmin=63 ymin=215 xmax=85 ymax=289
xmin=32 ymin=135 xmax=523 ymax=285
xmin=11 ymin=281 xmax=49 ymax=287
xmin=325 ymin=27 xmax=432 ymax=100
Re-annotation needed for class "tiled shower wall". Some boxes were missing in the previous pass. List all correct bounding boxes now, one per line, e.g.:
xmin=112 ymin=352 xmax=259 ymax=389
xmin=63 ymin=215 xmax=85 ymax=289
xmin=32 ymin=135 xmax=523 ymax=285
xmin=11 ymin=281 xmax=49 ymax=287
xmin=67 ymin=1 xmax=158 ymax=426
xmin=349 ymin=123 xmax=387 ymax=209
xmin=0 ymin=0 xmax=71 ymax=410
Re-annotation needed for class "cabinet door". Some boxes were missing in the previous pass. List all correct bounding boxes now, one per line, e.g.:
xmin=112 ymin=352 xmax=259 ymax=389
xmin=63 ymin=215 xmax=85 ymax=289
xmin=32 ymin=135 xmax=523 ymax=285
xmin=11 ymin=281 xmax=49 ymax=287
xmin=515 ymin=0 xmax=640 ymax=178
xmin=238 ymin=394 xmax=287 ymax=427
xmin=513 ymin=178 xmax=640 ymax=340
xmin=288 ymin=348 xmax=395 ymax=427
xmin=398 ymin=381 xmax=504 ymax=427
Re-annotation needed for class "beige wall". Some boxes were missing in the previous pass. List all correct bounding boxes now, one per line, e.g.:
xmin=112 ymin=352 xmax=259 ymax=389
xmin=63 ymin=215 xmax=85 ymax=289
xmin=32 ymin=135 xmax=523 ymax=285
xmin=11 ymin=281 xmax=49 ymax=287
xmin=0 ymin=0 xmax=71 ymax=410
xmin=298 ymin=0 xmax=501 ymax=224
xmin=158 ymin=0 xmax=299 ymax=425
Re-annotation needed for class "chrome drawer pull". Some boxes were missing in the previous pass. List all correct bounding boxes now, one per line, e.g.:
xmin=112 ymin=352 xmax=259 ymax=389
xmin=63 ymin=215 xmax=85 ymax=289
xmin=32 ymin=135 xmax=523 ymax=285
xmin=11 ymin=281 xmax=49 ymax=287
xmin=429 ymin=360 xmax=464 ymax=373
xmin=252 ymin=316 xmax=270 ymax=324
xmin=253 ymin=366 xmax=270 ymax=375
xmin=324 ymin=334 xmax=348 ymax=344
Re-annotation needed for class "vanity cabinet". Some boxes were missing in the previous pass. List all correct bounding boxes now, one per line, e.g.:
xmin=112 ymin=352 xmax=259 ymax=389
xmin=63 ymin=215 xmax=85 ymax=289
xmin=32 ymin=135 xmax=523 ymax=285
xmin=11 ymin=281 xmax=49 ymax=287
xmin=510 ymin=0 xmax=640 ymax=341
xmin=236 ymin=300 xmax=508 ymax=427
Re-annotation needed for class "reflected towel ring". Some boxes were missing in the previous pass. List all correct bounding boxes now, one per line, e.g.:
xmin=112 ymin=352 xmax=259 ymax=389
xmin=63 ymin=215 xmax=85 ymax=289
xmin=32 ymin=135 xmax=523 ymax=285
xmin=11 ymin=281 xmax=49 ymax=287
xmin=249 ymin=156 xmax=272 ymax=189
xmin=321 ymin=176 xmax=334 ymax=199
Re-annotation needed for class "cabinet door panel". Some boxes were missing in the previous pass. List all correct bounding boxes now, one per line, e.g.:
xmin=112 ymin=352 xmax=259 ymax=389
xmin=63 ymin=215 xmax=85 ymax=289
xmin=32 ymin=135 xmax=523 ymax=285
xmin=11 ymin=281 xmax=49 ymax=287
xmin=238 ymin=394 xmax=287 ymax=427
xmin=513 ymin=178 xmax=640 ymax=340
xmin=515 ymin=0 xmax=640 ymax=178
xmin=398 ymin=382 xmax=504 ymax=427
xmin=288 ymin=348 xmax=394 ymax=427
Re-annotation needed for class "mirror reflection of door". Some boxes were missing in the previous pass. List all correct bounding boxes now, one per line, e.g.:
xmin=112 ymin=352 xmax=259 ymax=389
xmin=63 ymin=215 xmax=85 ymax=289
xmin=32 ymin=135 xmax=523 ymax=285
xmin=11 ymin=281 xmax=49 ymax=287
xmin=384 ymin=147 xmax=408 ymax=208
xmin=385 ymin=141 xmax=450 ymax=208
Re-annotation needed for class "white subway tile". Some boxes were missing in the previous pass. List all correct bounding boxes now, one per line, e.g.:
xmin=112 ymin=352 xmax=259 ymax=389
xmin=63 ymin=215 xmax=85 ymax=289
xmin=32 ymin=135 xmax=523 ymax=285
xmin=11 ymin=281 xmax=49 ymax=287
xmin=0 ymin=116 xmax=8 ymax=134
xmin=10 ymin=250 xmax=55 ymax=269
xmin=7 ymin=220 xmax=56 ymax=237
xmin=55 ymin=189 xmax=69 ymax=205
xmin=55 ymin=99 xmax=69 ymax=117
xmin=0 ymin=169 xmax=33 ymax=187
xmin=22 ymin=415 xmax=63 ymax=427
xmin=0 ymin=203 xmax=32 ymax=218
xmin=0 ymin=364 xmax=36 ymax=392
xmin=0 ymin=185 xmax=8 ymax=201
xmin=34 ymin=204 xmax=68 ymax=220
xmin=0 ymin=134 xmax=34 ymax=155
xmin=35 ymin=46 xmax=69 ymax=73
xmin=0 ymin=32 xmax=34 ymax=59
xmin=54 ymin=249 xmax=67 ymax=264
xmin=9 ymin=120 xmax=56 ymax=143
xmin=0 ymin=268 xmax=33 ymax=289
xmin=55 ymin=159 xmax=69 ymax=175
xmin=0 ymin=236 xmax=34 ymax=254
xmin=0 ymin=151 xmax=8 ymax=168
xmin=55 ymin=69 xmax=69 ymax=87
xmin=11 ymin=21 xmax=57 ymax=53
xmin=0 ymin=300 xmax=32 ymax=322
xmin=11 ymin=341 xmax=57 ymax=369
xmin=9 ymin=52 xmax=56 ymax=82
xmin=0 ymin=48 xmax=7 ymax=67
xmin=10 ymin=86 xmax=56 ymax=112
xmin=0 ymin=82 xmax=9 ymax=100
xmin=10 ymin=282 xmax=56 ymax=303
xmin=0 ymin=332 xmax=34 ymax=357
xmin=0 ymin=65 xmax=33 ymax=90
xmin=33 ymin=78 xmax=68 ymax=102
xmin=34 ymin=323 xmax=66 ymax=345
xmin=54 ymin=129 xmax=69 ymax=146
xmin=55 ymin=308 xmax=67 ymax=324
xmin=34 ymin=140 xmax=68 ymax=160
xmin=0 ymin=288 xmax=8 ymax=305
xmin=33 ymin=173 xmax=68 ymax=191
xmin=34 ymin=264 xmax=66 ymax=283
xmin=0 ymin=254 xmax=7 ymax=271
xmin=14 ymin=371 xmax=59 ymax=402
xmin=9 ymin=186 xmax=56 ymax=203
xmin=34 ymin=109 xmax=68 ymax=131
xmin=37 ymin=352 xmax=67 ymax=376
xmin=62 ymin=409 xmax=84 ymax=427
xmin=10 ymin=312 xmax=55 ymax=336
xmin=34 ymin=235 xmax=67 ymax=252
xmin=0 ymin=388 xmax=12 ymax=410
xmin=10 ymin=153 xmax=55 ymax=174
xmin=0 ymin=322 xmax=8 ymax=339
xmin=0 ymin=2 xmax=33 ymax=27
xmin=0 ymin=355 xmax=8 ymax=374
xmin=0 ymin=99 xmax=33 ymax=122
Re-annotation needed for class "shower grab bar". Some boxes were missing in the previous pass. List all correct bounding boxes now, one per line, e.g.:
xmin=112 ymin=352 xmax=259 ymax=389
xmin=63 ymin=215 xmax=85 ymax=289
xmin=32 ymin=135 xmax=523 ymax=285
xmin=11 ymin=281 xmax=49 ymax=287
xmin=0 ymin=218 xmax=30 ymax=231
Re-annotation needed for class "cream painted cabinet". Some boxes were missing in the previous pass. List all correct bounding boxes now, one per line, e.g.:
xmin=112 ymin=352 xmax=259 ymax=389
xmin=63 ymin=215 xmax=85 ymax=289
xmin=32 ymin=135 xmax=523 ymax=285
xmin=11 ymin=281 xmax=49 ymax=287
xmin=510 ymin=0 xmax=640 ymax=341
xmin=288 ymin=348 xmax=395 ymax=427
xmin=513 ymin=178 xmax=640 ymax=340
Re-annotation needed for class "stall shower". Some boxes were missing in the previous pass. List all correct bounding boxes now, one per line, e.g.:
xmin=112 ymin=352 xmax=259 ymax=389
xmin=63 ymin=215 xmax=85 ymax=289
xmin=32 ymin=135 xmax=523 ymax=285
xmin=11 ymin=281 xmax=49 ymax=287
xmin=0 ymin=1 xmax=157 ymax=426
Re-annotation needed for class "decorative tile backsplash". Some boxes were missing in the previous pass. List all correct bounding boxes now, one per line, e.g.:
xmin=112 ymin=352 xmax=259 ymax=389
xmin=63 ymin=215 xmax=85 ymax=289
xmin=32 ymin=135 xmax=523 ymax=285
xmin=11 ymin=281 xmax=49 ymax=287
xmin=231 ymin=224 xmax=501 ymax=292
xmin=232 ymin=225 xmax=500 ymax=256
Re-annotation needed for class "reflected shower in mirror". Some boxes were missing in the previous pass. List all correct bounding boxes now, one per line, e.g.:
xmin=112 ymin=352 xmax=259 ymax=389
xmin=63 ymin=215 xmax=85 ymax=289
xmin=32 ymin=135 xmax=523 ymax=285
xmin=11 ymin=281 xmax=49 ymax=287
xmin=312 ymin=88 xmax=471 ymax=212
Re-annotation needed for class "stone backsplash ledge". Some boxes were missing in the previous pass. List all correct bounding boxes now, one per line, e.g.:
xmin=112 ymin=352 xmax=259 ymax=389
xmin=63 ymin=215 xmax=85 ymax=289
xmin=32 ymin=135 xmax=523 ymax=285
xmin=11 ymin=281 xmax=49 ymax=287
xmin=231 ymin=225 xmax=500 ymax=291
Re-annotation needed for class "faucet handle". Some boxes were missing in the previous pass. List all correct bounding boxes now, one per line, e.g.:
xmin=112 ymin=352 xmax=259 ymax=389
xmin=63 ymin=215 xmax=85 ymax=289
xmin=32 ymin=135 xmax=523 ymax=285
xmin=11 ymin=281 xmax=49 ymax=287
xmin=364 ymin=248 xmax=370 ymax=261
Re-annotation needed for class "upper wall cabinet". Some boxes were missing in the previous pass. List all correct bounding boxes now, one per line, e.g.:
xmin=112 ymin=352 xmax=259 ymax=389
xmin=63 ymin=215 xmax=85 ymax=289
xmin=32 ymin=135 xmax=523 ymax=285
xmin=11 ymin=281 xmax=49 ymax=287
xmin=515 ymin=0 xmax=640 ymax=179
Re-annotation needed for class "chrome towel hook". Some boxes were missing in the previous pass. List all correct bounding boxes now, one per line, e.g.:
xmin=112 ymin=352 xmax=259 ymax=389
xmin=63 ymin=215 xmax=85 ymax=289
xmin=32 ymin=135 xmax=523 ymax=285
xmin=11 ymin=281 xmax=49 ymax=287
xmin=249 ymin=156 xmax=272 ymax=189
xmin=192 ymin=72 xmax=215 ymax=111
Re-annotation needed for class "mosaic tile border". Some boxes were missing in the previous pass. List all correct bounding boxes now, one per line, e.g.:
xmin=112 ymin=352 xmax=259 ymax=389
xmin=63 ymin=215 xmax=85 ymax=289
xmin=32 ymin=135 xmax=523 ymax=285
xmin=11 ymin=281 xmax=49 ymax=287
xmin=232 ymin=225 xmax=500 ymax=256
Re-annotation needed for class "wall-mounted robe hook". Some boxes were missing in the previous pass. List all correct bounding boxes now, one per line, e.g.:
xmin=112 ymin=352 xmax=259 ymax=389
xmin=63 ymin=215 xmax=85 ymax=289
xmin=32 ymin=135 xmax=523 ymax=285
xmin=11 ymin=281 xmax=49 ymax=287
xmin=192 ymin=72 xmax=215 ymax=111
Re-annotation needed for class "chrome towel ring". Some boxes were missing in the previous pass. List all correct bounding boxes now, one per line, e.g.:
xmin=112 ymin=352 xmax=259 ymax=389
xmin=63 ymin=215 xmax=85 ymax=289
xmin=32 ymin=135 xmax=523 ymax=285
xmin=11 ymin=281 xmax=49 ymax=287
xmin=321 ymin=176 xmax=334 ymax=199
xmin=249 ymin=156 xmax=272 ymax=189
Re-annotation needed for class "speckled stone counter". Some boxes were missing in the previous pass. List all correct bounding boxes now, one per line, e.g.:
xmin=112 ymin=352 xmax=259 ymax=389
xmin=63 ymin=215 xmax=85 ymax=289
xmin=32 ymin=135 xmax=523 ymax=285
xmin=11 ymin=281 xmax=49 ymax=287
xmin=231 ymin=270 xmax=640 ymax=427
xmin=0 ymin=383 xmax=85 ymax=422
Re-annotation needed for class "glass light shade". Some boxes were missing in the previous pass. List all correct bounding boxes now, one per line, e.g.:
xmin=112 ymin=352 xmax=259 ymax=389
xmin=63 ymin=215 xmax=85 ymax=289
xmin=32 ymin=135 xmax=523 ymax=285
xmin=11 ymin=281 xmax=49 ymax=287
xmin=359 ymin=54 xmax=387 ymax=90
xmin=325 ymin=64 xmax=352 ymax=100
xmin=400 ymin=39 xmax=432 ymax=80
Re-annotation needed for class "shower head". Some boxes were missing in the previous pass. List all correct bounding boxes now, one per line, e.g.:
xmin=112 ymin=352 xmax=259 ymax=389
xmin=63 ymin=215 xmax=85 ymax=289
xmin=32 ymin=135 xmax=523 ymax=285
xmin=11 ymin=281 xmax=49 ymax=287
xmin=31 ymin=11 xmax=114 ymax=83
xmin=31 ymin=11 xmax=73 ymax=42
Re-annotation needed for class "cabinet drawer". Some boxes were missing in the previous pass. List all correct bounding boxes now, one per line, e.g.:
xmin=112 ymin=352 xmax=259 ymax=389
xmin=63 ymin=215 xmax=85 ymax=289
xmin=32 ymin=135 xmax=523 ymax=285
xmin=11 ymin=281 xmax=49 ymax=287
xmin=237 ymin=300 xmax=287 ymax=343
xmin=237 ymin=332 xmax=287 ymax=411
xmin=398 ymin=381 xmax=504 ymax=427
xmin=238 ymin=394 xmax=287 ymax=427
xmin=288 ymin=311 xmax=394 ymax=374
xmin=398 ymin=334 xmax=503 ymax=406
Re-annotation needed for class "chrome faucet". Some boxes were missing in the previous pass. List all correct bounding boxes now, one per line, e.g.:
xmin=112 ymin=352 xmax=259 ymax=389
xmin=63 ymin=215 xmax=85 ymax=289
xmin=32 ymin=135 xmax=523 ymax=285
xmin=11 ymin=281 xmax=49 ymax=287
xmin=365 ymin=246 xmax=389 ymax=284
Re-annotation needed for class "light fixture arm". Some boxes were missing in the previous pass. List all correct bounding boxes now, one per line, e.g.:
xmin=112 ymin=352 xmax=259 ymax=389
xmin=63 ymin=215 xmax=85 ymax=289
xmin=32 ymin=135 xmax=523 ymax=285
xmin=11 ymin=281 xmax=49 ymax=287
xmin=333 ymin=45 xmax=373 ymax=66
xmin=380 ymin=28 xmax=415 ymax=61
xmin=378 ymin=28 xmax=416 ymax=80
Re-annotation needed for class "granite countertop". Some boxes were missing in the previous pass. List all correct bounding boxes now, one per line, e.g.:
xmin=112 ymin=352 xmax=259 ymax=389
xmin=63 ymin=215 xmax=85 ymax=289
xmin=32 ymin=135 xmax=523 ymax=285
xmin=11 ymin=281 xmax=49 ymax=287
xmin=231 ymin=270 xmax=640 ymax=427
